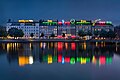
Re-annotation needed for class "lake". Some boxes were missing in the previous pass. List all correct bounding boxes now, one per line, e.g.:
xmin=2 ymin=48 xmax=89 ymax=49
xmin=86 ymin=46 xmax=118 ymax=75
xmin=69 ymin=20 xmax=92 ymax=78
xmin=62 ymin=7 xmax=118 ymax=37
xmin=0 ymin=42 xmax=120 ymax=80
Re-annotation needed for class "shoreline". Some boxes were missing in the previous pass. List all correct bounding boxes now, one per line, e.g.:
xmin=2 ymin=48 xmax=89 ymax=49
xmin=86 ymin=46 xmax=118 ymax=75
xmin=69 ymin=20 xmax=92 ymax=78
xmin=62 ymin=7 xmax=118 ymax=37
xmin=0 ymin=39 xmax=120 ymax=44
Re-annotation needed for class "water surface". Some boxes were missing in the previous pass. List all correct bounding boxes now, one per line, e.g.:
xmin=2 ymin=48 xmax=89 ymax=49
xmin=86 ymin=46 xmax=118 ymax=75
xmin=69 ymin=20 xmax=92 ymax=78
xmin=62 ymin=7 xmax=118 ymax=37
xmin=0 ymin=42 xmax=120 ymax=80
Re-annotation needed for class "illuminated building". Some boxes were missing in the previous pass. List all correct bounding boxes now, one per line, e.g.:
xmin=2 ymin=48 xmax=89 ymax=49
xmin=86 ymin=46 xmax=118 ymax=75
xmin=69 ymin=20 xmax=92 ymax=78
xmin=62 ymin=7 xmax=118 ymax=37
xmin=6 ymin=19 xmax=113 ymax=39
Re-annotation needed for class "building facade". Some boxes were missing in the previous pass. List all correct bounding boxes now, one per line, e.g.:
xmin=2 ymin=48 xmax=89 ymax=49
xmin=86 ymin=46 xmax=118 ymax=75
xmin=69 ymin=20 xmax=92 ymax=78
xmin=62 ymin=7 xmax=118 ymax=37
xmin=6 ymin=19 xmax=114 ymax=39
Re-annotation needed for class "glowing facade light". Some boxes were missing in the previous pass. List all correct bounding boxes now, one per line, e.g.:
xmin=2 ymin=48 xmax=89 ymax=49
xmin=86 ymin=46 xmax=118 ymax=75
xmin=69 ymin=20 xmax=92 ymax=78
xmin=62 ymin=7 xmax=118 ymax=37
xmin=64 ymin=22 xmax=70 ymax=25
xmin=70 ymin=19 xmax=75 ymax=25
xmin=58 ymin=22 xmax=62 ymax=25
xmin=18 ymin=20 xmax=33 ymax=23
xmin=47 ymin=20 xmax=52 ymax=22
xmin=62 ymin=20 xmax=65 ymax=24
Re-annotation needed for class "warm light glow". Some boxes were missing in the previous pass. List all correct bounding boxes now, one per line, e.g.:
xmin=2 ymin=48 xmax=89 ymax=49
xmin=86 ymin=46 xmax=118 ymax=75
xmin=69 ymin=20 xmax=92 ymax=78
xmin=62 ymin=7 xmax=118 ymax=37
xmin=47 ymin=20 xmax=52 ymax=22
xmin=48 ymin=54 xmax=52 ymax=64
xmin=83 ymin=42 xmax=86 ymax=50
xmin=18 ymin=56 xmax=29 ymax=66
xmin=92 ymin=56 xmax=97 ymax=64
xmin=65 ymin=43 xmax=68 ymax=50
xmin=18 ymin=20 xmax=33 ymax=23
xmin=29 ymin=56 xmax=33 ymax=64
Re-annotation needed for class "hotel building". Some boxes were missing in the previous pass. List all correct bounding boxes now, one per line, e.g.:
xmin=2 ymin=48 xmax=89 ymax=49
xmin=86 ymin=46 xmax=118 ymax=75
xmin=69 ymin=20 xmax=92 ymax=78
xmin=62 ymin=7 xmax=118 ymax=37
xmin=6 ymin=19 xmax=114 ymax=39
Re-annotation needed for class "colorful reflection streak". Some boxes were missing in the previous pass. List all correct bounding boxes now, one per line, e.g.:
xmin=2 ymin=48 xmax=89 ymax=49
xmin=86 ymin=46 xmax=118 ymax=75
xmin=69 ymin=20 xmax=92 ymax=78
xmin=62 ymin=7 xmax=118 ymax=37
xmin=0 ymin=42 xmax=117 ymax=67
xmin=41 ymin=54 xmax=112 ymax=65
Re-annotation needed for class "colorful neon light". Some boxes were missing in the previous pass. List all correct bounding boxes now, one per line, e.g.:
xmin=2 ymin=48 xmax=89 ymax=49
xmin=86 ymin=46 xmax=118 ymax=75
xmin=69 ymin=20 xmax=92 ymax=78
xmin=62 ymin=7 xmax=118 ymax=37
xmin=57 ymin=42 xmax=63 ymax=51
xmin=71 ymin=43 xmax=76 ymax=50
xmin=99 ymin=56 xmax=106 ymax=65
xmin=58 ymin=54 xmax=62 ymax=63
xmin=65 ymin=57 xmax=70 ymax=63
xmin=70 ymin=57 xmax=75 ymax=64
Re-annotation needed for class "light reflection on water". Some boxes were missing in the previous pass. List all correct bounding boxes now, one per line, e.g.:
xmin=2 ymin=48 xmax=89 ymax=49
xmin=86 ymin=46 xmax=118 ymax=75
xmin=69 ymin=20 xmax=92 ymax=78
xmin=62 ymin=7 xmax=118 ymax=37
xmin=0 ymin=42 xmax=119 ymax=67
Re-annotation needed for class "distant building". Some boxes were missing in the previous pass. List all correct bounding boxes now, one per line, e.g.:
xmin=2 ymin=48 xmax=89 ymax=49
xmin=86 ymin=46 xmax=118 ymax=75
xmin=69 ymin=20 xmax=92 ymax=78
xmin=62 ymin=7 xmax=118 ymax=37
xmin=114 ymin=26 xmax=120 ymax=38
xmin=6 ymin=19 xmax=113 ymax=39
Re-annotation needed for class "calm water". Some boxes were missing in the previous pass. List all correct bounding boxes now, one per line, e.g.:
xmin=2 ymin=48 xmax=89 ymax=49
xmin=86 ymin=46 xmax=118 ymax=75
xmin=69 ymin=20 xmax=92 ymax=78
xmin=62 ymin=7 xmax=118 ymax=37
xmin=0 ymin=42 xmax=120 ymax=80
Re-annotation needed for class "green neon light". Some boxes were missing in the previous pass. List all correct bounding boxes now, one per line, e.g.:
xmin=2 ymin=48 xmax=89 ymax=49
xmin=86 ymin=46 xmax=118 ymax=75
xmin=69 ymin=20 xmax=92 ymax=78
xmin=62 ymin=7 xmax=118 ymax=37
xmin=43 ymin=55 xmax=48 ymax=62
xmin=86 ymin=57 xmax=90 ymax=62
xmin=42 ymin=22 xmax=57 ymax=25
xmin=70 ymin=57 xmax=75 ymax=64
xmin=53 ymin=56 xmax=57 ymax=62
xmin=77 ymin=57 xmax=81 ymax=62
xmin=106 ymin=57 xmax=112 ymax=64
xmin=76 ymin=22 xmax=91 ymax=25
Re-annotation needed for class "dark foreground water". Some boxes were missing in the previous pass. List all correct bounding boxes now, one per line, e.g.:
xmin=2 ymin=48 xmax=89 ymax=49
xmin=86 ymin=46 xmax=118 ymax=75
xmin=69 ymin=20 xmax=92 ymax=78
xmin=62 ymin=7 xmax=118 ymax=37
xmin=0 ymin=42 xmax=120 ymax=80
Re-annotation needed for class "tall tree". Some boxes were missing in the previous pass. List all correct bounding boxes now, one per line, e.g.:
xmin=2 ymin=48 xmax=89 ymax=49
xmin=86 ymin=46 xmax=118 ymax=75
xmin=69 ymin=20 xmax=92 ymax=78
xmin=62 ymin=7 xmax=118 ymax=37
xmin=62 ymin=33 xmax=65 ymax=37
xmin=30 ymin=33 xmax=34 ymax=38
xmin=107 ymin=29 xmax=116 ymax=39
xmin=94 ymin=30 xmax=100 ymax=37
xmin=40 ymin=33 xmax=44 ymax=37
xmin=99 ymin=29 xmax=108 ymax=38
xmin=78 ymin=30 xmax=86 ymax=37
xmin=8 ymin=28 xmax=24 ymax=38
xmin=0 ymin=28 xmax=7 ymax=37
xmin=51 ymin=33 xmax=55 ymax=37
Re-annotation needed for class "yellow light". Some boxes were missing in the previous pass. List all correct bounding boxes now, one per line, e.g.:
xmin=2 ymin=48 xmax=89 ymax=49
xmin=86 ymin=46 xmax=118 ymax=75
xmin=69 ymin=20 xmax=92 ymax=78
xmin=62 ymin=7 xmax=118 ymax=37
xmin=83 ymin=42 xmax=86 ymax=50
xmin=81 ymin=58 xmax=86 ymax=64
xmin=18 ymin=20 xmax=33 ymax=23
xmin=18 ymin=56 xmax=29 ymax=66
xmin=48 ymin=54 xmax=52 ymax=64
xmin=92 ymin=56 xmax=96 ymax=64
xmin=81 ymin=20 xmax=86 ymax=23
xmin=65 ymin=43 xmax=68 ymax=50
xmin=19 ymin=20 xmax=25 ymax=23
xmin=48 ymin=20 xmax=52 ymax=22
xmin=96 ymin=42 xmax=98 ymax=47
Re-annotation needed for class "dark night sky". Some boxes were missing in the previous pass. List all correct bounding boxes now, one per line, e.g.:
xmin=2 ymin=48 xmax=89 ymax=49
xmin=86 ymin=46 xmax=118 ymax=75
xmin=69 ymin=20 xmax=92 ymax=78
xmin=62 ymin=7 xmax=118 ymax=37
xmin=0 ymin=0 xmax=120 ymax=25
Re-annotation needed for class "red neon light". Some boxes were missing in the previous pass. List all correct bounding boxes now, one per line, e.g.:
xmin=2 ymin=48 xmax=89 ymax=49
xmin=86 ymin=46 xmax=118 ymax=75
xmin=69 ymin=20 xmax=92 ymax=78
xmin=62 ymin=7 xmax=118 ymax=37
xmin=71 ymin=35 xmax=76 ymax=38
xmin=58 ymin=42 xmax=63 ymax=51
xmin=99 ymin=56 xmax=106 ymax=65
xmin=57 ymin=35 xmax=62 ymax=38
xmin=71 ymin=43 xmax=76 ymax=50
xmin=65 ymin=57 xmax=70 ymax=63
xmin=58 ymin=22 xmax=62 ymax=25
xmin=58 ymin=54 xmax=62 ymax=63
xmin=65 ymin=22 xmax=70 ymax=25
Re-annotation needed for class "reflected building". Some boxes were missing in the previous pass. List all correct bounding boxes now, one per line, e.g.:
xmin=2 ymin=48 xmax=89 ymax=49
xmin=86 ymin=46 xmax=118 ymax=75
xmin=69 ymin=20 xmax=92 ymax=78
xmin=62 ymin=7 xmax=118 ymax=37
xmin=0 ymin=42 xmax=118 ymax=67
